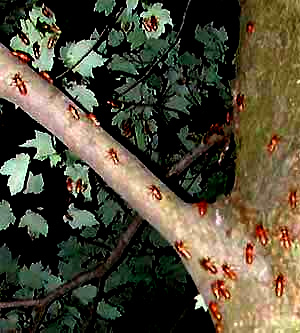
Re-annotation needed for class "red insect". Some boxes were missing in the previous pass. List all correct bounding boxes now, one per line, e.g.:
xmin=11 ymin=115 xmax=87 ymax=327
xmin=87 ymin=113 xmax=100 ymax=127
xmin=211 ymin=282 xmax=222 ymax=300
xmin=174 ymin=240 xmax=191 ymax=260
xmin=216 ymin=280 xmax=230 ymax=300
xmin=245 ymin=242 xmax=254 ymax=265
xmin=50 ymin=24 xmax=61 ymax=34
xmin=215 ymin=323 xmax=223 ymax=333
xmin=143 ymin=16 xmax=158 ymax=32
xmin=33 ymin=42 xmax=41 ymax=59
xmin=66 ymin=177 xmax=73 ymax=192
xmin=75 ymin=178 xmax=87 ymax=194
xmin=200 ymin=257 xmax=218 ymax=274
xmin=280 ymin=227 xmax=292 ymax=250
xmin=288 ymin=190 xmax=297 ymax=209
xmin=275 ymin=273 xmax=285 ymax=297
xmin=246 ymin=21 xmax=255 ymax=34
xmin=222 ymin=263 xmax=237 ymax=280
xmin=226 ymin=110 xmax=233 ymax=125
xmin=18 ymin=31 xmax=30 ymax=45
xmin=47 ymin=35 xmax=58 ymax=49
xmin=255 ymin=224 xmax=268 ymax=246
xmin=267 ymin=134 xmax=280 ymax=154
xmin=68 ymin=104 xmax=80 ymax=120
xmin=39 ymin=71 xmax=53 ymax=84
xmin=235 ymin=93 xmax=245 ymax=112
xmin=11 ymin=50 xmax=33 ymax=63
xmin=11 ymin=72 xmax=28 ymax=96
xmin=195 ymin=200 xmax=207 ymax=217
xmin=42 ymin=4 xmax=53 ymax=18
xmin=121 ymin=119 xmax=133 ymax=138
xmin=107 ymin=148 xmax=120 ymax=165
xmin=209 ymin=302 xmax=222 ymax=321
xmin=149 ymin=185 xmax=162 ymax=200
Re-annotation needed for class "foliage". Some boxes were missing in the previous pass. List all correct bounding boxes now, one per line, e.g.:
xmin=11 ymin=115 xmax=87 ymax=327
xmin=0 ymin=0 xmax=236 ymax=331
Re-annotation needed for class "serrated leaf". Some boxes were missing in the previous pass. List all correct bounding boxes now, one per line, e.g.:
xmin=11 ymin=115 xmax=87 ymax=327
xmin=127 ymin=0 xmax=139 ymax=11
xmin=58 ymin=237 xmax=82 ymax=259
xmin=0 ymin=245 xmax=17 ymax=274
xmin=49 ymin=153 xmax=62 ymax=167
xmin=80 ymin=226 xmax=98 ymax=238
xmin=65 ymin=83 xmax=99 ymax=112
xmin=194 ymin=294 xmax=207 ymax=310
xmin=104 ymin=263 xmax=135 ymax=292
xmin=177 ymin=125 xmax=194 ymax=150
xmin=0 ymin=200 xmax=16 ymax=230
xmin=97 ymin=301 xmax=121 ymax=320
xmin=60 ymin=40 xmax=107 ymax=78
xmin=115 ymin=78 xmax=141 ymax=102
xmin=65 ymin=205 xmax=99 ymax=229
xmin=72 ymin=285 xmax=97 ymax=305
xmin=94 ymin=0 xmax=116 ymax=15
xmin=179 ymin=51 xmax=202 ymax=65
xmin=18 ymin=262 xmax=44 ymax=289
xmin=24 ymin=172 xmax=44 ymax=194
xmin=127 ymin=30 xmax=146 ymax=49
xmin=59 ymin=259 xmax=82 ymax=280
xmin=98 ymin=199 xmax=122 ymax=226
xmin=19 ymin=210 xmax=48 ymax=238
xmin=20 ymin=131 xmax=56 ymax=161
xmin=0 ymin=154 xmax=30 ymax=195
xmin=165 ymin=95 xmax=190 ymax=114
xmin=110 ymin=55 xmax=138 ymax=74
xmin=109 ymin=29 xmax=124 ymax=47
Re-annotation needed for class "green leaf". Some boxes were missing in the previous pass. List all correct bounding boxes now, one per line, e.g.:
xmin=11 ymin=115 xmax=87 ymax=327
xmin=177 ymin=125 xmax=194 ymax=150
xmin=0 ymin=246 xmax=17 ymax=275
xmin=110 ymin=54 xmax=138 ymax=74
xmin=104 ymin=263 xmax=135 ymax=292
xmin=19 ymin=210 xmax=48 ymax=238
xmin=179 ymin=51 xmax=202 ymax=65
xmin=60 ymin=40 xmax=107 ymax=78
xmin=109 ymin=29 xmax=124 ymax=47
xmin=194 ymin=294 xmax=207 ymax=310
xmin=97 ymin=301 xmax=121 ymax=320
xmin=18 ymin=262 xmax=44 ymax=289
xmin=127 ymin=30 xmax=146 ymax=49
xmin=0 ymin=200 xmax=16 ymax=231
xmin=165 ymin=95 xmax=191 ymax=114
xmin=72 ymin=285 xmax=97 ymax=305
xmin=24 ymin=172 xmax=44 ymax=194
xmin=135 ymin=121 xmax=146 ymax=151
xmin=126 ymin=0 xmax=139 ymax=12
xmin=0 ymin=153 xmax=30 ymax=195
xmin=94 ymin=0 xmax=116 ymax=15
xmin=98 ymin=199 xmax=122 ymax=226
xmin=64 ymin=204 xmax=99 ymax=229
xmin=20 ymin=131 xmax=56 ymax=161
xmin=65 ymin=83 xmax=99 ymax=112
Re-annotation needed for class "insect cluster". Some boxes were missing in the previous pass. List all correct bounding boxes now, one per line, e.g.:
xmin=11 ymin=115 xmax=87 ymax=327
xmin=142 ymin=16 xmax=159 ymax=32
xmin=200 ymin=257 xmax=237 ymax=330
xmin=66 ymin=177 xmax=87 ymax=194
xmin=244 ymin=221 xmax=293 ymax=299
